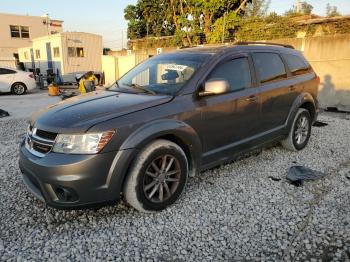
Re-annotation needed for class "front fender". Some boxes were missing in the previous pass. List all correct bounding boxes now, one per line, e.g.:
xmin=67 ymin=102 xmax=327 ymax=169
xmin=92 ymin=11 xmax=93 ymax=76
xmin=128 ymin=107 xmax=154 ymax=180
xmin=120 ymin=119 xmax=202 ymax=177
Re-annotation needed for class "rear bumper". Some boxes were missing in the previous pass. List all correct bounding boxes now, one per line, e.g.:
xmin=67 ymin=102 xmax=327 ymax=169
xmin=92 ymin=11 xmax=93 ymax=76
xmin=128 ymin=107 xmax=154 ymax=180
xmin=19 ymin=139 xmax=137 ymax=209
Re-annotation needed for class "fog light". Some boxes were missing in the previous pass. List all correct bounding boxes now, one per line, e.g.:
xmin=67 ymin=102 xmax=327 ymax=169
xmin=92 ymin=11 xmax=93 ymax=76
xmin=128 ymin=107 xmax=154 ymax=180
xmin=54 ymin=186 xmax=78 ymax=202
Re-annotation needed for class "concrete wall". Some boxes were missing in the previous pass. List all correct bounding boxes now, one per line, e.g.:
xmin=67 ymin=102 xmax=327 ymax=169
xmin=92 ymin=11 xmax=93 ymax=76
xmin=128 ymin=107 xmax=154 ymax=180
xmin=0 ymin=13 xmax=63 ymax=59
xmin=271 ymin=35 xmax=350 ymax=111
xmin=101 ymin=54 xmax=136 ymax=86
xmin=102 ymin=55 xmax=118 ymax=86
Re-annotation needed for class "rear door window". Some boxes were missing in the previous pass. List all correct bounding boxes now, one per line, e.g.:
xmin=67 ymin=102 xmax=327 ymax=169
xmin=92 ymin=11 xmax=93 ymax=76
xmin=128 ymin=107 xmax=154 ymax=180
xmin=208 ymin=57 xmax=252 ymax=92
xmin=252 ymin=53 xmax=287 ymax=84
xmin=282 ymin=54 xmax=311 ymax=76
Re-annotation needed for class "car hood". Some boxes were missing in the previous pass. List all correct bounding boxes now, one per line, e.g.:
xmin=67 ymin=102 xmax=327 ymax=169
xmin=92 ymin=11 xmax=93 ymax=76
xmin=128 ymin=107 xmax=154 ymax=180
xmin=31 ymin=91 xmax=173 ymax=133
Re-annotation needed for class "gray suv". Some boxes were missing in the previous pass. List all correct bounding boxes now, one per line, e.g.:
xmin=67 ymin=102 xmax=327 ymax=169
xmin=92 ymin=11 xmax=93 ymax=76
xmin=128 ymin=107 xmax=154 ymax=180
xmin=19 ymin=42 xmax=319 ymax=212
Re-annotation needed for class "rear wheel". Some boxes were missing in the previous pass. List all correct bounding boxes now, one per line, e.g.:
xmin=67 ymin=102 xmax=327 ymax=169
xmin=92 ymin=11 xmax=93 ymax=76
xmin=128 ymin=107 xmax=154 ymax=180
xmin=11 ymin=83 xmax=26 ymax=95
xmin=123 ymin=139 xmax=188 ymax=212
xmin=281 ymin=108 xmax=312 ymax=151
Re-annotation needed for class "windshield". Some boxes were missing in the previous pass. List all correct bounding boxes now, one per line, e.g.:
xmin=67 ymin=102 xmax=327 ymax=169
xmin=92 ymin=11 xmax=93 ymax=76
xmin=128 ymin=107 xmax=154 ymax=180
xmin=108 ymin=53 xmax=211 ymax=95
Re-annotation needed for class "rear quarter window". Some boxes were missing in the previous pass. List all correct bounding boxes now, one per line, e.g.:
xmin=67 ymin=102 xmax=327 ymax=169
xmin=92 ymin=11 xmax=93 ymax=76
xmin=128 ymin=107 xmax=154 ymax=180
xmin=252 ymin=53 xmax=287 ymax=84
xmin=0 ymin=68 xmax=16 ymax=75
xmin=282 ymin=53 xmax=311 ymax=76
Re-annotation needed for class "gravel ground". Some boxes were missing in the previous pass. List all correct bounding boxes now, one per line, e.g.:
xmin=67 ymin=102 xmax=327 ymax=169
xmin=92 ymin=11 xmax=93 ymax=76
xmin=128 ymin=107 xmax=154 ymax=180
xmin=0 ymin=113 xmax=349 ymax=261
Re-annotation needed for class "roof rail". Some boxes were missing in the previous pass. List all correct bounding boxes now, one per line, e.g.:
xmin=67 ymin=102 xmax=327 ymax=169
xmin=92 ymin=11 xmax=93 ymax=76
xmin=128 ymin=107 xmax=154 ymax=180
xmin=235 ymin=41 xmax=295 ymax=49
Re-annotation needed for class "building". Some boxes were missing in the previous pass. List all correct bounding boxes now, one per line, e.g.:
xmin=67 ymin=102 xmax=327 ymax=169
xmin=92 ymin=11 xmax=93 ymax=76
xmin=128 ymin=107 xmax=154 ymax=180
xmin=0 ymin=12 xmax=63 ymax=67
xmin=18 ymin=32 xmax=102 ymax=81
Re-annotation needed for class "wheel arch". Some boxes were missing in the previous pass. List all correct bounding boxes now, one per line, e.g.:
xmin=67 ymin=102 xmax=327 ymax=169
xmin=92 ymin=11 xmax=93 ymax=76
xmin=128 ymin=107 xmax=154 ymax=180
xmin=285 ymin=92 xmax=317 ymax=132
xmin=119 ymin=119 xmax=202 ymax=178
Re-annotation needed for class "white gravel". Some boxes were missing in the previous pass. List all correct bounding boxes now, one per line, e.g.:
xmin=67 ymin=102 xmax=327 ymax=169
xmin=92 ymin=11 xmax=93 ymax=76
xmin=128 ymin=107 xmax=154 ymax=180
xmin=0 ymin=113 xmax=349 ymax=261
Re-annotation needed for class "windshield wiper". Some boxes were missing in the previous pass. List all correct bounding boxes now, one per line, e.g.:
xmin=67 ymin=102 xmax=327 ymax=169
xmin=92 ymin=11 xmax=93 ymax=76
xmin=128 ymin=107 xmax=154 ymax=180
xmin=125 ymin=83 xmax=156 ymax=95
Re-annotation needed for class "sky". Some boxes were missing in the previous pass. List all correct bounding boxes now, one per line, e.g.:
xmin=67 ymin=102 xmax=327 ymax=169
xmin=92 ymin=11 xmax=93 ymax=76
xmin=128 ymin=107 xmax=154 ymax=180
xmin=1 ymin=0 xmax=350 ymax=50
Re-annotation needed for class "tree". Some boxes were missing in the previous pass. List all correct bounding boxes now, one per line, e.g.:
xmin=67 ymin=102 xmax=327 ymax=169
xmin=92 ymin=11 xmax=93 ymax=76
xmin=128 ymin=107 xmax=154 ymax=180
xmin=284 ymin=1 xmax=313 ymax=17
xmin=326 ymin=3 xmax=341 ymax=17
xmin=244 ymin=0 xmax=271 ymax=18
xmin=124 ymin=0 xmax=252 ymax=45
xmin=300 ymin=1 xmax=313 ymax=15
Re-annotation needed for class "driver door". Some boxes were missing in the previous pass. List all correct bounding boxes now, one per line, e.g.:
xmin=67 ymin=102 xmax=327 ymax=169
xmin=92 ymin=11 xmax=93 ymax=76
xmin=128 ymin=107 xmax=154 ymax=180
xmin=196 ymin=55 xmax=261 ymax=165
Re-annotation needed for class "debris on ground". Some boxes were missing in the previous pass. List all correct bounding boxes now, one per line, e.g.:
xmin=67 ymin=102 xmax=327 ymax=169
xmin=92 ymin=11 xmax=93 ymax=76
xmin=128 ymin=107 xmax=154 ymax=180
xmin=268 ymin=176 xmax=281 ymax=181
xmin=0 ymin=109 xmax=10 ymax=118
xmin=287 ymin=166 xmax=327 ymax=186
xmin=313 ymin=121 xmax=328 ymax=127
xmin=59 ymin=91 xmax=78 ymax=100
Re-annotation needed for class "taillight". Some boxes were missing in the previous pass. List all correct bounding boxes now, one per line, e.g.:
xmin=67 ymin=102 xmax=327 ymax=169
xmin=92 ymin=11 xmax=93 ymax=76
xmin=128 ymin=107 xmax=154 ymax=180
xmin=28 ymin=74 xmax=34 ymax=78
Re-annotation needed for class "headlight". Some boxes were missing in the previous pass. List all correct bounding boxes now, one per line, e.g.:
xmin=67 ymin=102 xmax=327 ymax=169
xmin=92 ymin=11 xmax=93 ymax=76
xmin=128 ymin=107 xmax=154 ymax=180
xmin=52 ymin=131 xmax=115 ymax=154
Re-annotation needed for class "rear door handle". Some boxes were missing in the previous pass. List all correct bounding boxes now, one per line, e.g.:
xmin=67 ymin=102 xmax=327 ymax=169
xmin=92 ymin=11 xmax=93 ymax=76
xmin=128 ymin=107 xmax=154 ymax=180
xmin=246 ymin=95 xmax=257 ymax=102
xmin=289 ymin=85 xmax=296 ymax=91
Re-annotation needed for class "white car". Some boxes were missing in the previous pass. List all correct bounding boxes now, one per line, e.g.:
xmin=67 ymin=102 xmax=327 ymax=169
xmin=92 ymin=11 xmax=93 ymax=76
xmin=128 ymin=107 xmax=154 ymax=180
xmin=0 ymin=67 xmax=36 ymax=95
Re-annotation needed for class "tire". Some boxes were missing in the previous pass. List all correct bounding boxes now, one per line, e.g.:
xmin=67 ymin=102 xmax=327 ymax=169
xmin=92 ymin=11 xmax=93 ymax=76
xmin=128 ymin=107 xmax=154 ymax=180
xmin=124 ymin=139 xmax=189 ymax=213
xmin=281 ymin=108 xmax=312 ymax=151
xmin=11 ymin=83 xmax=27 ymax=95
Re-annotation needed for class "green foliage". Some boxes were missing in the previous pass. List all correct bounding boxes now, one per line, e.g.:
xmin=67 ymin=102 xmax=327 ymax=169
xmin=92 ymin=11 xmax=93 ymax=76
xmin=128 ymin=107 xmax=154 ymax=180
xmin=236 ymin=14 xmax=299 ymax=41
xmin=207 ymin=12 xmax=240 ymax=43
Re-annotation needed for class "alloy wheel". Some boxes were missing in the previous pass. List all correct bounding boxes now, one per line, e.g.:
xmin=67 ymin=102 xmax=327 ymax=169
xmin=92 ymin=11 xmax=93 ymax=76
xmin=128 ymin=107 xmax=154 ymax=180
xmin=143 ymin=154 xmax=181 ymax=203
xmin=13 ymin=84 xmax=25 ymax=95
xmin=294 ymin=115 xmax=309 ymax=145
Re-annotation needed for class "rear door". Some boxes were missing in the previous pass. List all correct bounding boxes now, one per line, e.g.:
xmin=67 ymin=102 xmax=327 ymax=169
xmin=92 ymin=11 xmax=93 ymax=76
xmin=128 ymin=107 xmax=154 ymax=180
xmin=251 ymin=52 xmax=291 ymax=133
xmin=0 ymin=68 xmax=16 ymax=92
xmin=197 ymin=55 xmax=260 ymax=164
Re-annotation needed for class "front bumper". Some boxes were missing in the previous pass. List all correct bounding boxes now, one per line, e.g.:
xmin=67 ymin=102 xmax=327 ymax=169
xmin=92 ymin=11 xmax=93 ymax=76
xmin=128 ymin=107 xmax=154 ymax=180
xmin=19 ymin=139 xmax=136 ymax=209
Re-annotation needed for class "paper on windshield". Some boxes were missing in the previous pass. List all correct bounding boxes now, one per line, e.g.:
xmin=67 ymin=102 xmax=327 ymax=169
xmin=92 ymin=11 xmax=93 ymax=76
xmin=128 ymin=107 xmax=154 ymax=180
xmin=164 ymin=64 xmax=188 ymax=71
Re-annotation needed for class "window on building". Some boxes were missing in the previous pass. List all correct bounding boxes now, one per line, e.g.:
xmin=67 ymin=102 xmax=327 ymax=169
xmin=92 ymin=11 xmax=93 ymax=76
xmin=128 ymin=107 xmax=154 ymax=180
xmin=20 ymin=26 xmax=30 ymax=38
xmin=24 ymin=51 xmax=29 ymax=60
xmin=68 ymin=47 xmax=76 ymax=57
xmin=10 ymin=25 xmax=20 ymax=38
xmin=77 ymin=47 xmax=84 ymax=57
xmin=68 ymin=47 xmax=84 ymax=57
xmin=35 ymin=50 xmax=40 ymax=59
xmin=10 ymin=25 xmax=30 ymax=38
xmin=53 ymin=47 xmax=60 ymax=58
xmin=282 ymin=54 xmax=311 ymax=76
xmin=207 ymin=58 xmax=252 ymax=92
xmin=252 ymin=53 xmax=287 ymax=84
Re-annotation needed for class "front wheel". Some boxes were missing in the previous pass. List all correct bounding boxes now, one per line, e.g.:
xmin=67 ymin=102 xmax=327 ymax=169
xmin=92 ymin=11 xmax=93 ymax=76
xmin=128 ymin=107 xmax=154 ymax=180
xmin=281 ymin=108 xmax=312 ymax=151
xmin=12 ymin=83 xmax=27 ymax=95
xmin=123 ymin=139 xmax=188 ymax=212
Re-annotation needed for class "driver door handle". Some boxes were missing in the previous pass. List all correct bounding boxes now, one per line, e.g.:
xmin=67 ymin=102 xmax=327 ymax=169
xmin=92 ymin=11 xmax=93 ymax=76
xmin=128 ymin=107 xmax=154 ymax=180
xmin=246 ymin=95 xmax=257 ymax=103
xmin=289 ymin=85 xmax=296 ymax=91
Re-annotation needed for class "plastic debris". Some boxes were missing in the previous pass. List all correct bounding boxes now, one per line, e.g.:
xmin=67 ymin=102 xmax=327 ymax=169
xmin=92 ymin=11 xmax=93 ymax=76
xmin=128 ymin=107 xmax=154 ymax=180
xmin=313 ymin=121 xmax=328 ymax=127
xmin=287 ymin=166 xmax=327 ymax=187
xmin=0 ymin=109 xmax=10 ymax=118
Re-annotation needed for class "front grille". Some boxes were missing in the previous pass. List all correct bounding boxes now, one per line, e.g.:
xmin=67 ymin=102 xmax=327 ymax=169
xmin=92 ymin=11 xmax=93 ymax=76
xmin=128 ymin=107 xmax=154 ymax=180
xmin=26 ymin=127 xmax=57 ymax=157
xmin=36 ymin=129 xmax=57 ymax=141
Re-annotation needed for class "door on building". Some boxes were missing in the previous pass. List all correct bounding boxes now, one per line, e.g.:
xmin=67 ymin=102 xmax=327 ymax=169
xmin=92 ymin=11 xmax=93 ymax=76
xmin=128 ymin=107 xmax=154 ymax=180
xmin=46 ymin=42 xmax=53 ymax=72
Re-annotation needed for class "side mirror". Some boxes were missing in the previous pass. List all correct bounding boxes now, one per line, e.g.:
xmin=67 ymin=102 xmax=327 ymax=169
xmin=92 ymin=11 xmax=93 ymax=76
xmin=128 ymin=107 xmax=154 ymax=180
xmin=198 ymin=79 xmax=230 ymax=97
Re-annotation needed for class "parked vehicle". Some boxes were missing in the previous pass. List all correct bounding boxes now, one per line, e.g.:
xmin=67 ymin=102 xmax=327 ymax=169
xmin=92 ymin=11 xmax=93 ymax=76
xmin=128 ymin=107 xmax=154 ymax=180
xmin=19 ymin=42 xmax=319 ymax=212
xmin=0 ymin=67 xmax=36 ymax=95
